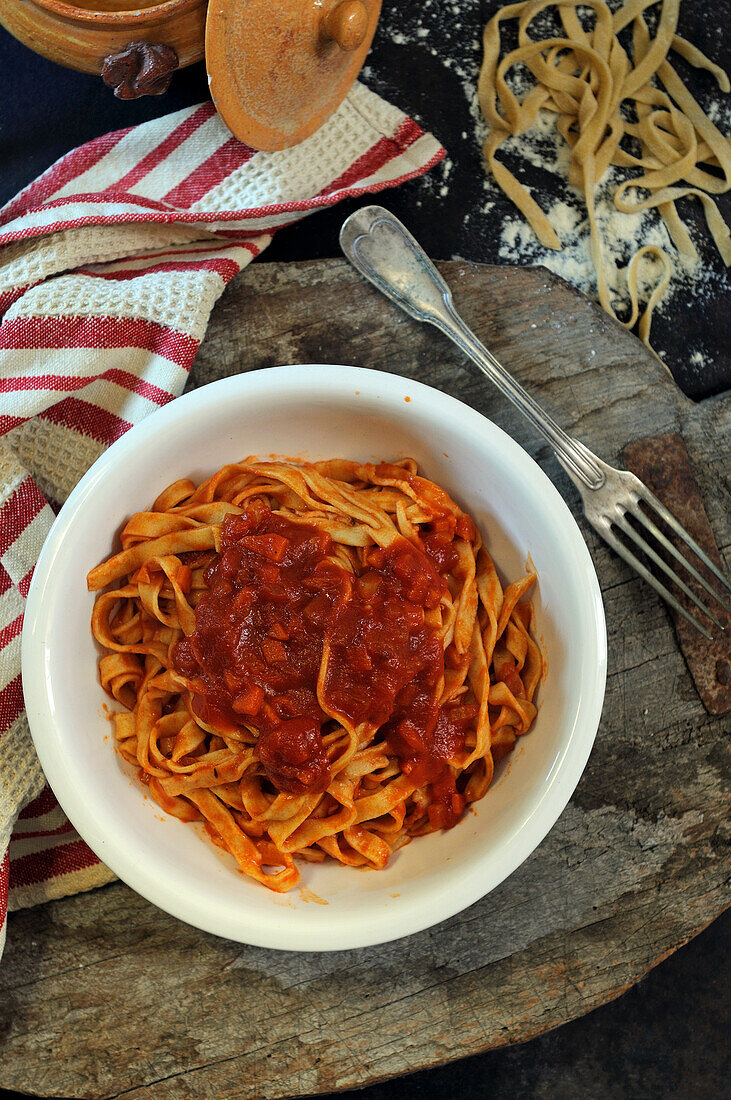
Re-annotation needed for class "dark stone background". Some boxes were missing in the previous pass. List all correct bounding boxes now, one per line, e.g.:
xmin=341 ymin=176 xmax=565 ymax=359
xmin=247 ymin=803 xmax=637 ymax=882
xmin=0 ymin=2 xmax=729 ymax=1096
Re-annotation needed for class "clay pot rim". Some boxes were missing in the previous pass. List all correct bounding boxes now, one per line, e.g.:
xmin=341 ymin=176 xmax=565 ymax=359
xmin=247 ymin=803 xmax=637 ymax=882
xmin=29 ymin=0 xmax=205 ymax=28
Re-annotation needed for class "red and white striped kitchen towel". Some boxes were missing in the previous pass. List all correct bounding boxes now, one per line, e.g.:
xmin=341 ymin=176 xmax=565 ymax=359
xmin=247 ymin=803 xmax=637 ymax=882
xmin=0 ymin=83 xmax=444 ymax=957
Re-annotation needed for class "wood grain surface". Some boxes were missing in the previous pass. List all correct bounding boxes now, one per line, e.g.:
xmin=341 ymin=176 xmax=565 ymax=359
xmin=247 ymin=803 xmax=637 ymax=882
xmin=623 ymin=433 xmax=731 ymax=715
xmin=1 ymin=260 xmax=729 ymax=1100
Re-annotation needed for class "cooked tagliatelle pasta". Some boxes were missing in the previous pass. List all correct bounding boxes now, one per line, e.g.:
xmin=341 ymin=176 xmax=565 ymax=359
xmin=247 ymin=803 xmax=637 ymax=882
xmin=88 ymin=458 xmax=543 ymax=892
xmin=479 ymin=0 xmax=731 ymax=355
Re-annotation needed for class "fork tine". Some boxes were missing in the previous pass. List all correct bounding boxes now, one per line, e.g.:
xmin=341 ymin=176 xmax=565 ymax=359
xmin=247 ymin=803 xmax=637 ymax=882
xmin=595 ymin=521 xmax=713 ymax=640
xmin=627 ymin=499 xmax=731 ymax=614
xmin=613 ymin=514 xmax=724 ymax=630
xmin=637 ymin=486 xmax=731 ymax=596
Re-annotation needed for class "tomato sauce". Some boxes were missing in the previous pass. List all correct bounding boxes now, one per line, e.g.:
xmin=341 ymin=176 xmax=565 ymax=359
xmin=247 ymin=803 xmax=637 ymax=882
xmin=172 ymin=502 xmax=472 ymax=823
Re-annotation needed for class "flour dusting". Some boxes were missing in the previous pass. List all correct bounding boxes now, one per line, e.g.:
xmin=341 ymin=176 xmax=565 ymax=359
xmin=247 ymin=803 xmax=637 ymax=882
xmin=490 ymin=111 xmax=715 ymax=316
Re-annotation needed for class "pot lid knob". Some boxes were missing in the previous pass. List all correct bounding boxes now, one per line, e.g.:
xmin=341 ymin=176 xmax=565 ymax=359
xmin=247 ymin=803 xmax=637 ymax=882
xmin=323 ymin=1 xmax=369 ymax=52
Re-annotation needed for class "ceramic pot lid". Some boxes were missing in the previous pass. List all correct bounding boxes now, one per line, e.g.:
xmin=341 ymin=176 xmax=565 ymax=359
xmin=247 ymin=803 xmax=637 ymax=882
xmin=206 ymin=0 xmax=382 ymax=151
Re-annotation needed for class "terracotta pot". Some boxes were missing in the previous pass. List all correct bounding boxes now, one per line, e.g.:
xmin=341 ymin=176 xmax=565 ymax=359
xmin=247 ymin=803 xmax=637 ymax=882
xmin=1 ymin=0 xmax=382 ymax=139
xmin=0 ymin=0 xmax=206 ymax=76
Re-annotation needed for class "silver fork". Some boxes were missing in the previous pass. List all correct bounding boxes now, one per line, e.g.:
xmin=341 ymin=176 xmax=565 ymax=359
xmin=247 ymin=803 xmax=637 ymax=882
xmin=339 ymin=206 xmax=730 ymax=640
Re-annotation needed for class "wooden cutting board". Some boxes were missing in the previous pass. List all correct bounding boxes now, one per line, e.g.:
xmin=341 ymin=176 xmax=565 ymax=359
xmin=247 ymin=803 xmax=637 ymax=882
xmin=1 ymin=260 xmax=729 ymax=1100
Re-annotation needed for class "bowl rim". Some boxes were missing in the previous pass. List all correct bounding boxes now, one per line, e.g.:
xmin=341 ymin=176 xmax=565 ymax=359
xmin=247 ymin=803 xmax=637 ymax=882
xmin=22 ymin=364 xmax=607 ymax=951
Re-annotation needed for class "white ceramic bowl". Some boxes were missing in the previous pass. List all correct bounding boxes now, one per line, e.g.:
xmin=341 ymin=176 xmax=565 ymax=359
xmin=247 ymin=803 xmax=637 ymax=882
xmin=22 ymin=365 xmax=606 ymax=951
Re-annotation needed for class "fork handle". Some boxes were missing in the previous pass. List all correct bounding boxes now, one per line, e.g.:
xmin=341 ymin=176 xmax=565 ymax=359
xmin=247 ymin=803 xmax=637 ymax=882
xmin=339 ymin=206 xmax=605 ymax=492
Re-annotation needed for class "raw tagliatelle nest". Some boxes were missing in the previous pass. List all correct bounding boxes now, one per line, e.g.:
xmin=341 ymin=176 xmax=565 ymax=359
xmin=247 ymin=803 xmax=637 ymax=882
xmin=88 ymin=458 xmax=543 ymax=892
xmin=478 ymin=0 xmax=731 ymax=355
